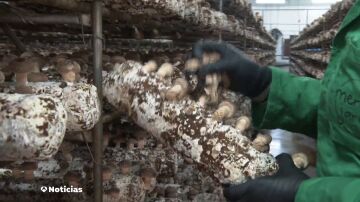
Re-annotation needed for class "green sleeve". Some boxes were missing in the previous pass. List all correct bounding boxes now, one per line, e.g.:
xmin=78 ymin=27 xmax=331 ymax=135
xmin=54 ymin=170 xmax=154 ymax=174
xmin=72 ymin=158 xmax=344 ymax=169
xmin=296 ymin=177 xmax=360 ymax=202
xmin=252 ymin=67 xmax=321 ymax=137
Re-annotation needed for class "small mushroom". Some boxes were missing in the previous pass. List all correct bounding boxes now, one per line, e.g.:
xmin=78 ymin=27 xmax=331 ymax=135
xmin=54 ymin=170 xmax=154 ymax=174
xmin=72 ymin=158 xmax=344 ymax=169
xmin=213 ymin=101 xmax=235 ymax=121
xmin=235 ymin=116 xmax=251 ymax=132
xmin=156 ymin=63 xmax=174 ymax=79
xmin=8 ymin=58 xmax=38 ymax=88
xmin=119 ymin=160 xmax=132 ymax=175
xmin=142 ymin=60 xmax=158 ymax=73
xmin=64 ymin=171 xmax=82 ymax=187
xmin=102 ymin=166 xmax=113 ymax=182
xmin=292 ymin=152 xmax=309 ymax=170
xmin=133 ymin=130 xmax=148 ymax=149
xmin=252 ymin=133 xmax=272 ymax=152
xmin=165 ymin=78 xmax=189 ymax=101
xmin=56 ymin=59 xmax=81 ymax=83
xmin=140 ymin=167 xmax=157 ymax=191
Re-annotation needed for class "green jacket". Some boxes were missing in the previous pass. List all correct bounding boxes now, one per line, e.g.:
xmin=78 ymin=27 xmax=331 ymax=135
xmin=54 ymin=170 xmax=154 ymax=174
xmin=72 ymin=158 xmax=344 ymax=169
xmin=252 ymin=2 xmax=360 ymax=202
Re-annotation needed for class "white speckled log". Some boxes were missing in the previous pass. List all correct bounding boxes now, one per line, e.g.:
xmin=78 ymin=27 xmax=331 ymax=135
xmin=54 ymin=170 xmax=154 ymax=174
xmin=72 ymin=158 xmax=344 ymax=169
xmin=103 ymin=61 xmax=278 ymax=184
xmin=0 ymin=93 xmax=67 ymax=161
xmin=0 ymin=82 xmax=101 ymax=132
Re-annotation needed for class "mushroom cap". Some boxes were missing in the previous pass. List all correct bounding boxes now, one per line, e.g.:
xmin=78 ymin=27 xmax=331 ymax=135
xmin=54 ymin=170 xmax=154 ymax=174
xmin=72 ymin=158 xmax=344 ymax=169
xmin=56 ymin=59 xmax=81 ymax=74
xmin=219 ymin=101 xmax=235 ymax=112
xmin=140 ymin=167 xmax=156 ymax=178
xmin=174 ymin=78 xmax=189 ymax=90
xmin=7 ymin=58 xmax=39 ymax=73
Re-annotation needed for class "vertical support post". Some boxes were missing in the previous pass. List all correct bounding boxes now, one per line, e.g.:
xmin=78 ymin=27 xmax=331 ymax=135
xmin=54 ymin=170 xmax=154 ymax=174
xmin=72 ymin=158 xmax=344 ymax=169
xmin=92 ymin=1 xmax=103 ymax=202
xmin=1 ymin=24 xmax=26 ymax=54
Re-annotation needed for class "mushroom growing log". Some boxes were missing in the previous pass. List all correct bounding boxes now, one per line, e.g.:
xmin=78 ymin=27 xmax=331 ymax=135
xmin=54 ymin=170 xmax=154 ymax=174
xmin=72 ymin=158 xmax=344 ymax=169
xmin=103 ymin=61 xmax=278 ymax=184
xmin=0 ymin=82 xmax=100 ymax=132
xmin=0 ymin=93 xmax=67 ymax=161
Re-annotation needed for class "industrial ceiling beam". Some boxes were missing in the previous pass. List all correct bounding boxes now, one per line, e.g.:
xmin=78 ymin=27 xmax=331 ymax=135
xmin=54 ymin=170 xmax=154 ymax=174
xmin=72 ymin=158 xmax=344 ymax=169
xmin=0 ymin=14 xmax=91 ymax=26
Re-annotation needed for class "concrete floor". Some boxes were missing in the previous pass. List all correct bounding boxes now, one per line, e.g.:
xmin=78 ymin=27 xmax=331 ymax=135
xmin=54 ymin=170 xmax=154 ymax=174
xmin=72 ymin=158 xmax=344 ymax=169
xmin=269 ymin=129 xmax=317 ymax=177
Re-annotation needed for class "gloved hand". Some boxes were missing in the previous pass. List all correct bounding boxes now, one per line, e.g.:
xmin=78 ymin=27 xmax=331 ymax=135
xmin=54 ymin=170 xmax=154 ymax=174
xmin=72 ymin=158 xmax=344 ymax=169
xmin=191 ymin=41 xmax=272 ymax=98
xmin=223 ymin=153 xmax=309 ymax=202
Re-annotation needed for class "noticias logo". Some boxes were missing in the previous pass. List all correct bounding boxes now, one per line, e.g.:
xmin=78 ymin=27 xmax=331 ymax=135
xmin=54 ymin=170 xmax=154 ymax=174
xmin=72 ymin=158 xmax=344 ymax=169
xmin=40 ymin=185 xmax=83 ymax=193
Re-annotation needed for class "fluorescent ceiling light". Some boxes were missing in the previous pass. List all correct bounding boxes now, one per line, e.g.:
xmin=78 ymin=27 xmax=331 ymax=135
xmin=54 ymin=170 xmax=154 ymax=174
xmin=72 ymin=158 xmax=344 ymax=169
xmin=312 ymin=0 xmax=341 ymax=4
xmin=256 ymin=0 xmax=286 ymax=3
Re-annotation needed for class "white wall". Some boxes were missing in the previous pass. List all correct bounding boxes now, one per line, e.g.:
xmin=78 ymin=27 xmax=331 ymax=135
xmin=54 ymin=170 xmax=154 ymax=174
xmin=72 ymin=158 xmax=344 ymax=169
xmin=253 ymin=5 xmax=330 ymax=39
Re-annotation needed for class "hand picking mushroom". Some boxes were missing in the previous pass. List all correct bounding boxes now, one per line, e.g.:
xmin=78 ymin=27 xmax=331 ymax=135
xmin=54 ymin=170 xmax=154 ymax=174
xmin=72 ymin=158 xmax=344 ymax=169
xmin=213 ymin=101 xmax=235 ymax=121
xmin=185 ymin=58 xmax=201 ymax=72
xmin=165 ymin=78 xmax=189 ymax=101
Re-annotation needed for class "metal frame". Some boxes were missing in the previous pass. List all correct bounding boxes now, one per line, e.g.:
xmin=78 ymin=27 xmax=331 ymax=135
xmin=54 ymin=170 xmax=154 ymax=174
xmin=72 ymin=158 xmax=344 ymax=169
xmin=92 ymin=1 xmax=103 ymax=202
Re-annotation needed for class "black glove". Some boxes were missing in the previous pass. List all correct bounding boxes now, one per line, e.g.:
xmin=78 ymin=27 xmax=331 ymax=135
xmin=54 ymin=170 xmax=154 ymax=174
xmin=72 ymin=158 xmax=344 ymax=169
xmin=223 ymin=153 xmax=309 ymax=202
xmin=191 ymin=41 xmax=272 ymax=98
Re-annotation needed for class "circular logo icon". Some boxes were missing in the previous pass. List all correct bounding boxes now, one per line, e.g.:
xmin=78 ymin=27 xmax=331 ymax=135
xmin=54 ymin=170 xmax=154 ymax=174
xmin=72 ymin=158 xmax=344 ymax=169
xmin=40 ymin=186 xmax=47 ymax=192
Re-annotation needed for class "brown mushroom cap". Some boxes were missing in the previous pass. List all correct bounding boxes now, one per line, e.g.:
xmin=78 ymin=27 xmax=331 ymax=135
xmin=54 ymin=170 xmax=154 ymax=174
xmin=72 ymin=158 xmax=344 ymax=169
xmin=102 ymin=167 xmax=113 ymax=181
xmin=119 ymin=160 xmax=131 ymax=175
xmin=8 ymin=58 xmax=38 ymax=74
xmin=56 ymin=60 xmax=81 ymax=74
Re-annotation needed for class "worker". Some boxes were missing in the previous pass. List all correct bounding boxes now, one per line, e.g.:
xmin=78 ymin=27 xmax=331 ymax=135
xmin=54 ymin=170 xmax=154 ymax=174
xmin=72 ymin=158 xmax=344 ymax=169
xmin=190 ymin=2 xmax=360 ymax=202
